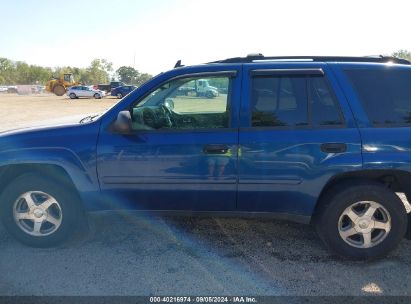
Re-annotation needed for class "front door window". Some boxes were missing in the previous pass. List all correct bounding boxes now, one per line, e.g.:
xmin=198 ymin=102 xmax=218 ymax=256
xmin=131 ymin=76 xmax=230 ymax=131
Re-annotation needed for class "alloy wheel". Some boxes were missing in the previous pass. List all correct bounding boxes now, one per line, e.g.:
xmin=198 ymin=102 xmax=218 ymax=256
xmin=338 ymin=201 xmax=391 ymax=248
xmin=13 ymin=191 xmax=63 ymax=237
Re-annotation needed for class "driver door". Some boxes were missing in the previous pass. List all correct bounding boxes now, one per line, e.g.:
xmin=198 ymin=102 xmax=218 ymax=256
xmin=97 ymin=70 xmax=241 ymax=211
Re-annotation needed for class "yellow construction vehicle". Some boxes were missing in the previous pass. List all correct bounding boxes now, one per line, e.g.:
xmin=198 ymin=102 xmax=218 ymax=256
xmin=45 ymin=73 xmax=78 ymax=96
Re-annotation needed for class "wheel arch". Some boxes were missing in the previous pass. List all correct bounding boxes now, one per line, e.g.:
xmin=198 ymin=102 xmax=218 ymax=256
xmin=0 ymin=162 xmax=91 ymax=224
xmin=312 ymin=169 xmax=411 ymax=225
xmin=0 ymin=164 xmax=90 ymax=246
xmin=0 ymin=163 xmax=80 ymax=200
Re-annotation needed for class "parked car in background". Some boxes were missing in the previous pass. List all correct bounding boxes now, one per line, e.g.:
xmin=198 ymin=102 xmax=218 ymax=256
xmin=7 ymin=86 xmax=17 ymax=94
xmin=96 ymin=81 xmax=125 ymax=93
xmin=176 ymin=79 xmax=219 ymax=98
xmin=31 ymin=85 xmax=45 ymax=94
xmin=0 ymin=86 xmax=8 ymax=93
xmin=67 ymin=86 xmax=105 ymax=99
xmin=111 ymin=85 xmax=137 ymax=99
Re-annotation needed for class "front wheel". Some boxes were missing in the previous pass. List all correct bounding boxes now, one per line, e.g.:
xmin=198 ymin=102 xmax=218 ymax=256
xmin=69 ymin=93 xmax=76 ymax=99
xmin=0 ymin=173 xmax=85 ymax=247
xmin=94 ymin=93 xmax=101 ymax=99
xmin=117 ymin=93 xmax=123 ymax=99
xmin=53 ymin=85 xmax=66 ymax=96
xmin=315 ymin=183 xmax=408 ymax=259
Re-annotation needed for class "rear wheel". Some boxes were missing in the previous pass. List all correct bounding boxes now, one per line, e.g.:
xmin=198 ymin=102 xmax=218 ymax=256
xmin=53 ymin=85 xmax=66 ymax=96
xmin=0 ymin=173 xmax=85 ymax=247
xmin=315 ymin=183 xmax=407 ymax=259
xmin=69 ymin=93 xmax=76 ymax=99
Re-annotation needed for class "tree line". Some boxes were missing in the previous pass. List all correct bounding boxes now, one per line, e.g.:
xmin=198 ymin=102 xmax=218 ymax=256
xmin=1 ymin=50 xmax=411 ymax=86
xmin=0 ymin=57 xmax=152 ymax=86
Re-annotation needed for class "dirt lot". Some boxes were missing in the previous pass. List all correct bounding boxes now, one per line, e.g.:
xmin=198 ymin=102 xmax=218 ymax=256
xmin=0 ymin=93 xmax=118 ymax=132
xmin=0 ymin=93 xmax=411 ymax=296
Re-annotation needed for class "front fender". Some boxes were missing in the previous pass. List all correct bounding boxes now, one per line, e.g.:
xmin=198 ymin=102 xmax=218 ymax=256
xmin=0 ymin=147 xmax=99 ymax=194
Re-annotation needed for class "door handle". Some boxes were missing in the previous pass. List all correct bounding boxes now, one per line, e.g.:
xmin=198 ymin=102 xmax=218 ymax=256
xmin=203 ymin=144 xmax=230 ymax=154
xmin=321 ymin=143 xmax=347 ymax=153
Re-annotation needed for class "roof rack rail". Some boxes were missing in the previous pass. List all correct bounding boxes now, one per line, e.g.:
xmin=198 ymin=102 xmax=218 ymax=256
xmin=209 ymin=54 xmax=410 ymax=65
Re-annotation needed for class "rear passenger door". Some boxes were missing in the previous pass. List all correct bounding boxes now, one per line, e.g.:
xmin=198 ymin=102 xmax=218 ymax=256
xmin=85 ymin=87 xmax=94 ymax=97
xmin=80 ymin=86 xmax=88 ymax=97
xmin=238 ymin=63 xmax=363 ymax=217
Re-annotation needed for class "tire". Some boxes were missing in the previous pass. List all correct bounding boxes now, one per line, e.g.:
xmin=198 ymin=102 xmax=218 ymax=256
xmin=53 ymin=85 xmax=66 ymax=96
xmin=94 ymin=93 xmax=101 ymax=99
xmin=206 ymin=91 xmax=214 ymax=99
xmin=0 ymin=173 xmax=85 ymax=247
xmin=117 ymin=93 xmax=123 ymax=99
xmin=315 ymin=182 xmax=407 ymax=259
xmin=69 ymin=93 xmax=76 ymax=99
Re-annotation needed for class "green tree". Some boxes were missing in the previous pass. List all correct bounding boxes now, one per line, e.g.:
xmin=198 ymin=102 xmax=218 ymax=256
xmin=116 ymin=66 xmax=152 ymax=86
xmin=0 ymin=57 xmax=16 ymax=84
xmin=136 ymin=73 xmax=152 ymax=86
xmin=392 ymin=50 xmax=411 ymax=61
xmin=14 ymin=61 xmax=30 ymax=84
xmin=0 ymin=56 xmax=151 ymax=86
xmin=116 ymin=66 xmax=139 ymax=84
xmin=87 ymin=59 xmax=113 ymax=84
xmin=27 ymin=65 xmax=52 ymax=84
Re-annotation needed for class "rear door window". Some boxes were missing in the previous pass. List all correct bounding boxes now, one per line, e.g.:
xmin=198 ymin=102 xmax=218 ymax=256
xmin=251 ymin=74 xmax=343 ymax=127
xmin=310 ymin=76 xmax=344 ymax=126
xmin=346 ymin=69 xmax=411 ymax=126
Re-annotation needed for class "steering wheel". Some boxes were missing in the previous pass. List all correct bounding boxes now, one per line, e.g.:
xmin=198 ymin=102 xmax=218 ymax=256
xmin=142 ymin=107 xmax=158 ymax=129
xmin=160 ymin=104 xmax=175 ymax=127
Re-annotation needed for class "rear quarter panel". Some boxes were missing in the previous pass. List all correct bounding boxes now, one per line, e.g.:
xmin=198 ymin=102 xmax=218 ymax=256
xmin=331 ymin=63 xmax=411 ymax=174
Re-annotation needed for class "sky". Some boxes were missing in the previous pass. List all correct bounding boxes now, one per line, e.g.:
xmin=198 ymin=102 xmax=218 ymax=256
xmin=1 ymin=0 xmax=411 ymax=75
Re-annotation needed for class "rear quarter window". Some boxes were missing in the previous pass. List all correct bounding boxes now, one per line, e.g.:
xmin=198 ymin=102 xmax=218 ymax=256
xmin=346 ymin=68 xmax=411 ymax=126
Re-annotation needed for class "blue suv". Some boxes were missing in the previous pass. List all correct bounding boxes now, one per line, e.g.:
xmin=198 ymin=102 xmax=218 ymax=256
xmin=1 ymin=54 xmax=410 ymax=259
xmin=111 ymin=85 xmax=137 ymax=99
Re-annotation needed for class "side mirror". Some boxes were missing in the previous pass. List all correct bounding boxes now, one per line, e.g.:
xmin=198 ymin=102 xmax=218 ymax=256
xmin=113 ymin=110 xmax=132 ymax=133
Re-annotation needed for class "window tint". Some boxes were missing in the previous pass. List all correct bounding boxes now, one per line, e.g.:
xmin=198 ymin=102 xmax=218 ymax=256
xmin=251 ymin=75 xmax=342 ymax=127
xmin=310 ymin=76 xmax=343 ymax=126
xmin=131 ymin=76 xmax=231 ymax=131
xmin=346 ymin=69 xmax=411 ymax=125
xmin=252 ymin=76 xmax=308 ymax=127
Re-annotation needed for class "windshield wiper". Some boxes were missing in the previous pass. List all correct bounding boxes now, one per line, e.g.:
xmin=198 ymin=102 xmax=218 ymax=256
xmin=79 ymin=114 xmax=100 ymax=124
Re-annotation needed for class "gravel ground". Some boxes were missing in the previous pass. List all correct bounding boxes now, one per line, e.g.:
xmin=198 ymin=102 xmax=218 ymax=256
xmin=0 ymin=93 xmax=411 ymax=296
xmin=1 ymin=214 xmax=411 ymax=296
xmin=0 ymin=93 xmax=117 ymax=132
